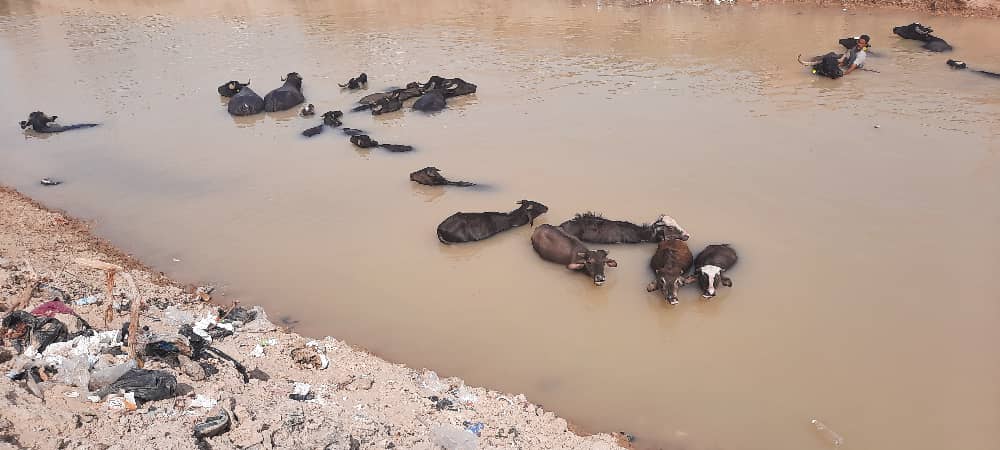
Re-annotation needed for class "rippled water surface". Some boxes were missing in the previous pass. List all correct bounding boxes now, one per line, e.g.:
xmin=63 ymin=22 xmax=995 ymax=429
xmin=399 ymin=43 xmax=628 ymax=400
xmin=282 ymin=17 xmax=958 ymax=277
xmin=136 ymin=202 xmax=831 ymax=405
xmin=2 ymin=0 xmax=999 ymax=448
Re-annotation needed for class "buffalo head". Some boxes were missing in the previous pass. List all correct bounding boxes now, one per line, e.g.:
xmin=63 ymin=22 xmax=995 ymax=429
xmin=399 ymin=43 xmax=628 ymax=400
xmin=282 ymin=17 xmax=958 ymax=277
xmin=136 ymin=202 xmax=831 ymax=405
xmin=893 ymin=23 xmax=933 ymax=41
xmin=514 ymin=200 xmax=549 ymax=226
xmin=20 ymin=112 xmax=56 ymax=130
xmin=567 ymin=249 xmax=617 ymax=286
xmin=685 ymin=266 xmax=732 ymax=299
xmin=652 ymin=215 xmax=689 ymax=241
xmin=281 ymin=72 xmax=303 ymax=90
xmin=217 ymin=79 xmax=250 ymax=97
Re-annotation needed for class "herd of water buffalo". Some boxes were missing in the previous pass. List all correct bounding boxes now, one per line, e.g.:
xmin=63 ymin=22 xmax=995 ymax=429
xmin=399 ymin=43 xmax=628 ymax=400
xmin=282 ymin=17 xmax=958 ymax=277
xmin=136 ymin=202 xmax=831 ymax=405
xmin=798 ymin=22 xmax=1000 ymax=79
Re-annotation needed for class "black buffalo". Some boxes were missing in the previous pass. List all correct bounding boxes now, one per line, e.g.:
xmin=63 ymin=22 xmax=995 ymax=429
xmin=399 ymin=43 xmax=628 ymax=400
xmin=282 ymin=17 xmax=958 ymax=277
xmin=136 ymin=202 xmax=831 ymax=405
xmin=893 ymin=23 xmax=952 ymax=52
xmin=646 ymin=236 xmax=693 ymax=304
xmin=410 ymin=167 xmax=475 ymax=187
xmin=264 ymin=72 xmax=305 ymax=112
xmin=339 ymin=73 xmax=368 ymax=90
xmin=558 ymin=212 xmax=688 ymax=244
xmin=19 ymin=112 xmax=97 ymax=133
xmin=531 ymin=224 xmax=617 ymax=286
xmin=300 ymin=104 xmax=315 ymax=116
xmin=421 ymin=76 xmax=477 ymax=98
xmin=302 ymin=111 xmax=344 ymax=137
xmin=684 ymin=244 xmax=737 ymax=299
xmin=413 ymin=89 xmax=447 ymax=112
xmin=947 ymin=59 xmax=1000 ymax=79
xmin=217 ymin=79 xmax=250 ymax=97
xmin=349 ymin=134 xmax=413 ymax=152
xmin=227 ymin=86 xmax=265 ymax=116
xmin=798 ymin=53 xmax=843 ymax=79
xmin=436 ymin=200 xmax=548 ymax=244
xmin=353 ymin=84 xmax=423 ymax=112
xmin=371 ymin=93 xmax=403 ymax=116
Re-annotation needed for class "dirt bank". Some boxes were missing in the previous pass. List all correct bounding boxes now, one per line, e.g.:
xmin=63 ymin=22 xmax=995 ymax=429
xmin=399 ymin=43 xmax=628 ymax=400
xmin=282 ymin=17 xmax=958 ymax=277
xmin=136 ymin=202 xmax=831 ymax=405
xmin=0 ymin=185 xmax=627 ymax=449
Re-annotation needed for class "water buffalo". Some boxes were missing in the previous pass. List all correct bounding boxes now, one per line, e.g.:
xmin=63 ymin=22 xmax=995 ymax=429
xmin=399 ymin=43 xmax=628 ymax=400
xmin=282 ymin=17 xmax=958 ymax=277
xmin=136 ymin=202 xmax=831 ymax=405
xmin=264 ymin=72 xmax=305 ymax=112
xmin=798 ymin=53 xmax=843 ymax=79
xmin=646 ymin=237 xmax=693 ymax=304
xmin=371 ymin=93 xmax=403 ymax=115
xmin=323 ymin=110 xmax=343 ymax=126
xmin=300 ymin=104 xmax=315 ymax=116
xmin=436 ymin=200 xmax=548 ymax=244
xmin=227 ymin=86 xmax=265 ymax=116
xmin=349 ymin=134 xmax=413 ymax=152
xmin=341 ymin=127 xmax=366 ymax=136
xmin=684 ymin=244 xmax=737 ymax=299
xmin=531 ymin=224 xmax=617 ymax=286
xmin=893 ymin=23 xmax=952 ymax=52
xmin=413 ymin=89 xmax=447 ymax=112
xmin=947 ymin=60 xmax=1000 ymax=79
xmin=339 ymin=73 xmax=368 ymax=89
xmin=410 ymin=167 xmax=475 ymax=187
xmin=19 ymin=112 xmax=97 ymax=133
xmin=558 ymin=212 xmax=688 ymax=244
xmin=217 ymin=79 xmax=250 ymax=97
xmin=421 ymin=76 xmax=477 ymax=98
xmin=353 ymin=84 xmax=423 ymax=112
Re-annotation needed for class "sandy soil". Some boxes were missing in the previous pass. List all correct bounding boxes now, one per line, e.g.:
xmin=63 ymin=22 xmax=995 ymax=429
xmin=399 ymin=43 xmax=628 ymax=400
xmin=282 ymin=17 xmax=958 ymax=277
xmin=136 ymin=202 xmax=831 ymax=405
xmin=0 ymin=184 xmax=627 ymax=450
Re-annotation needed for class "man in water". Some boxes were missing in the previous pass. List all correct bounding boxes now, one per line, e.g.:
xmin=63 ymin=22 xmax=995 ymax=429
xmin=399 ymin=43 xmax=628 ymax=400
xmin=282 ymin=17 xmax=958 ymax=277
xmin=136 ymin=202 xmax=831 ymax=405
xmin=839 ymin=35 xmax=870 ymax=76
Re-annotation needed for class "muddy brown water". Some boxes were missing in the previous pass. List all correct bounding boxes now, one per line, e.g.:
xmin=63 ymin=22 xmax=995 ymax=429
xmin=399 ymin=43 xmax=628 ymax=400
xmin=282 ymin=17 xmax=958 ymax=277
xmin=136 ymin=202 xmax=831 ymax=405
xmin=2 ymin=0 xmax=999 ymax=448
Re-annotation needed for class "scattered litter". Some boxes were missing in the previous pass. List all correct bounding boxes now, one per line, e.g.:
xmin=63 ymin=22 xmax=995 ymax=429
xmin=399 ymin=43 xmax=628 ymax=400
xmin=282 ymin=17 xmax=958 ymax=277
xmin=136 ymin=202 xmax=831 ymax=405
xmin=107 ymin=396 xmax=126 ymax=410
xmin=874 ymin=124 xmax=880 ymax=128
xmin=427 ymin=396 xmax=457 ymax=411
xmin=123 ymin=392 xmax=138 ymax=411
xmin=31 ymin=300 xmax=76 ymax=318
xmin=51 ymin=355 xmax=90 ymax=389
xmin=420 ymin=370 xmax=446 ymax=393
xmin=89 ymin=360 xmax=136 ymax=391
xmin=463 ymin=421 xmax=485 ymax=437
xmin=193 ymin=403 xmax=232 ymax=439
xmin=190 ymin=394 xmax=218 ymax=409
xmin=430 ymin=424 xmax=478 ymax=450
xmin=811 ymin=419 xmax=844 ymax=446
xmin=290 ymin=345 xmax=329 ymax=370
xmin=250 ymin=338 xmax=278 ymax=358
xmin=94 ymin=369 xmax=178 ymax=404
xmin=64 ymin=391 xmax=80 ymax=398
xmin=32 ymin=317 xmax=69 ymax=352
xmin=39 ymin=178 xmax=62 ymax=186
xmin=194 ymin=286 xmax=214 ymax=302
xmin=74 ymin=295 xmax=101 ymax=306
xmin=289 ymin=382 xmax=314 ymax=401
xmin=455 ymin=384 xmax=477 ymax=405
xmin=163 ymin=306 xmax=194 ymax=327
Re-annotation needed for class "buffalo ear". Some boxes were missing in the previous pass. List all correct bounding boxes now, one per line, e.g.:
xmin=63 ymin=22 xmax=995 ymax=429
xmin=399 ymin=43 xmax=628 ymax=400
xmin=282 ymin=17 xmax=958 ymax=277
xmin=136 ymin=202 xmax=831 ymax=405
xmin=681 ymin=275 xmax=697 ymax=285
xmin=567 ymin=263 xmax=584 ymax=270
xmin=721 ymin=277 xmax=733 ymax=287
xmin=228 ymin=82 xmax=236 ymax=90
xmin=50 ymin=115 xmax=57 ymax=122
xmin=605 ymin=259 xmax=617 ymax=268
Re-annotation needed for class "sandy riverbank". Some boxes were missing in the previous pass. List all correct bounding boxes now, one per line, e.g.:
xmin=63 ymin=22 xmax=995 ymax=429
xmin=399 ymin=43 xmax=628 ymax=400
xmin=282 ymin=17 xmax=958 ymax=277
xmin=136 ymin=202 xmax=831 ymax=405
xmin=0 ymin=184 xmax=627 ymax=449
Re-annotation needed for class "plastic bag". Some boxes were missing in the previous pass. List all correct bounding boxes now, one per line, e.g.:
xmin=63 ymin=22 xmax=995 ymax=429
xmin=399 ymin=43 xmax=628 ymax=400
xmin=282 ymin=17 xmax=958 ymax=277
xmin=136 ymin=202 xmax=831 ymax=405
xmin=95 ymin=369 xmax=177 ymax=403
xmin=32 ymin=318 xmax=69 ymax=353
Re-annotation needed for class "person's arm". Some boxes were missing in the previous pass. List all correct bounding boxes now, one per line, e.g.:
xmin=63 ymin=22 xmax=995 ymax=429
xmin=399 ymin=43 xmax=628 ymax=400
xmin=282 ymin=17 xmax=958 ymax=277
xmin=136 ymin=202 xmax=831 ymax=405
xmin=843 ymin=63 xmax=859 ymax=75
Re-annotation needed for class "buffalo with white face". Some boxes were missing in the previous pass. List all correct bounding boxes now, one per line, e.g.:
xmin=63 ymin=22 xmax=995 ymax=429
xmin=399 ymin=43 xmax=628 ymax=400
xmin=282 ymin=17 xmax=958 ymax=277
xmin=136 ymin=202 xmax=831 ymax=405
xmin=685 ymin=244 xmax=738 ymax=299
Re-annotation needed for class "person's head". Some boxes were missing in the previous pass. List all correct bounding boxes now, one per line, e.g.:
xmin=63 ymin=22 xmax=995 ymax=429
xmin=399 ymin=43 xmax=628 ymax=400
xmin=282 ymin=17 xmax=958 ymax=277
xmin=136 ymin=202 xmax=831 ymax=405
xmin=858 ymin=35 xmax=870 ymax=49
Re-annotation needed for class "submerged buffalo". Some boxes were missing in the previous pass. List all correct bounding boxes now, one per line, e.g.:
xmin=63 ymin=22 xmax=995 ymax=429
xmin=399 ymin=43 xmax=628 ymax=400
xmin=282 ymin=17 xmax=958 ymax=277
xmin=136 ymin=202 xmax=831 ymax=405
xmin=947 ymin=59 xmax=1000 ymax=79
xmin=798 ymin=53 xmax=843 ymax=79
xmin=371 ymin=93 xmax=403 ymax=116
xmin=227 ymin=86 xmax=265 ymax=116
xmin=412 ymin=89 xmax=447 ymax=112
xmin=646 ymin=236 xmax=693 ymax=304
xmin=409 ymin=167 xmax=475 ymax=187
xmin=684 ymin=244 xmax=737 ymax=299
xmin=19 ymin=112 xmax=97 ymax=133
xmin=892 ymin=23 xmax=952 ymax=52
xmin=217 ymin=79 xmax=250 ymax=97
xmin=339 ymin=73 xmax=368 ymax=90
xmin=558 ymin=212 xmax=688 ymax=244
xmin=300 ymin=104 xmax=315 ymax=116
xmin=264 ymin=72 xmax=305 ymax=112
xmin=349 ymin=134 xmax=413 ymax=152
xmin=421 ymin=76 xmax=477 ymax=98
xmin=302 ymin=111 xmax=344 ymax=137
xmin=353 ymin=84 xmax=423 ymax=112
xmin=531 ymin=224 xmax=617 ymax=286
xmin=436 ymin=200 xmax=548 ymax=244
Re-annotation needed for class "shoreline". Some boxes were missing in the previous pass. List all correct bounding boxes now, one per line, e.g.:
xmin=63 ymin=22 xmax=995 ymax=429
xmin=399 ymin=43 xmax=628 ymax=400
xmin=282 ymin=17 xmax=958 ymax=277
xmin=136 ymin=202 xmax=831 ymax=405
xmin=0 ymin=184 xmax=628 ymax=449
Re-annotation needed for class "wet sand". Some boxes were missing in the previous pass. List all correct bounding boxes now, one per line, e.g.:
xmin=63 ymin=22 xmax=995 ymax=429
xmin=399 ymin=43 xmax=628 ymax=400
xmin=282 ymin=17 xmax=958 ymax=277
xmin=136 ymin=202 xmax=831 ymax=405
xmin=2 ymin=0 xmax=999 ymax=449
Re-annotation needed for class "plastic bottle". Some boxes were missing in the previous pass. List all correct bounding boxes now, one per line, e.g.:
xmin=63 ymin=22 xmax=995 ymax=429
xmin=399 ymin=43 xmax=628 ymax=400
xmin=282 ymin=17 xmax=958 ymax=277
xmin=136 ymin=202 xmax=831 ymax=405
xmin=811 ymin=419 xmax=844 ymax=446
